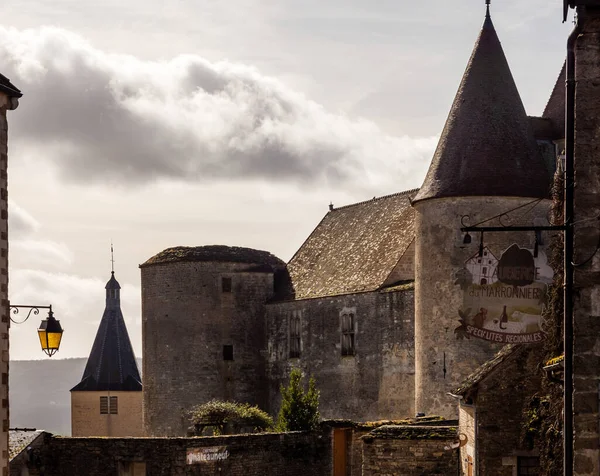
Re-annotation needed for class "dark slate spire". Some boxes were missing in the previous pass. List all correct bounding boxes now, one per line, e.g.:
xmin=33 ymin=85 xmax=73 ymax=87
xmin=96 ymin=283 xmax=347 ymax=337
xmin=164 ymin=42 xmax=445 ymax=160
xmin=71 ymin=273 xmax=142 ymax=392
xmin=413 ymin=7 xmax=550 ymax=203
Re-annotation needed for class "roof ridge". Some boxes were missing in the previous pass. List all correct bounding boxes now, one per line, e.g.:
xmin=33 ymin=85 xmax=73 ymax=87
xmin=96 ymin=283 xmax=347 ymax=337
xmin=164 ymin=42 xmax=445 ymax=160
xmin=331 ymin=188 xmax=420 ymax=212
xmin=542 ymin=61 xmax=566 ymax=118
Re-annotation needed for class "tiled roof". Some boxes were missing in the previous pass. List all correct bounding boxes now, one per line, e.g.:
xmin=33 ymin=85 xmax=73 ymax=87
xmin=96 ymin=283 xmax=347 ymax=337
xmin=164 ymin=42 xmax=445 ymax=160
xmin=413 ymin=12 xmax=550 ymax=203
xmin=71 ymin=273 xmax=142 ymax=392
xmin=452 ymin=344 xmax=520 ymax=397
xmin=141 ymin=245 xmax=285 ymax=269
xmin=542 ymin=62 xmax=566 ymax=140
xmin=9 ymin=429 xmax=44 ymax=461
xmin=286 ymin=190 xmax=417 ymax=300
xmin=0 ymin=73 xmax=21 ymax=98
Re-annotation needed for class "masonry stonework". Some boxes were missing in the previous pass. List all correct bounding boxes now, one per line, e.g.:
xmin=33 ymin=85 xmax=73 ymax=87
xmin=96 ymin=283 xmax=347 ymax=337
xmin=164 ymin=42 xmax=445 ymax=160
xmin=40 ymin=432 xmax=331 ymax=476
xmin=573 ymin=8 xmax=600 ymax=476
xmin=0 ymin=83 xmax=19 ymax=476
xmin=142 ymin=256 xmax=280 ymax=436
xmin=414 ymin=197 xmax=551 ymax=418
xmin=361 ymin=425 xmax=458 ymax=475
xmin=266 ymin=287 xmax=415 ymax=421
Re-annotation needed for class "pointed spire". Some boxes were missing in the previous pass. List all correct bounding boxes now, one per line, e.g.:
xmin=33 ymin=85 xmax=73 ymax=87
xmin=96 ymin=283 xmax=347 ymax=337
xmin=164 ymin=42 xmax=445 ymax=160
xmin=71 ymin=272 xmax=141 ymax=392
xmin=413 ymin=5 xmax=550 ymax=203
xmin=486 ymin=0 xmax=491 ymax=20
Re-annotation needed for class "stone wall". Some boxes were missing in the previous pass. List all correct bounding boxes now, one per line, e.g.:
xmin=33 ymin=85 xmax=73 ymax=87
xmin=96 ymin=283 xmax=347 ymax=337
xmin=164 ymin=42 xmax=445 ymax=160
xmin=459 ymin=345 xmax=543 ymax=476
xmin=142 ymin=261 xmax=275 ymax=436
xmin=413 ymin=196 xmax=552 ymax=418
xmin=266 ymin=287 xmax=415 ymax=421
xmin=0 ymin=92 xmax=16 ymax=476
xmin=31 ymin=432 xmax=330 ymax=476
xmin=361 ymin=425 xmax=458 ymax=475
xmin=573 ymin=8 xmax=600 ymax=476
xmin=71 ymin=390 xmax=142 ymax=437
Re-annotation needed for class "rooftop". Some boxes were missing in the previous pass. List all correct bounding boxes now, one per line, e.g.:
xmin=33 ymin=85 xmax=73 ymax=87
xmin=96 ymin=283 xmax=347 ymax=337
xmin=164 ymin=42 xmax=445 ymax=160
xmin=413 ymin=10 xmax=550 ymax=203
xmin=141 ymin=245 xmax=285 ymax=269
xmin=285 ymin=190 xmax=417 ymax=300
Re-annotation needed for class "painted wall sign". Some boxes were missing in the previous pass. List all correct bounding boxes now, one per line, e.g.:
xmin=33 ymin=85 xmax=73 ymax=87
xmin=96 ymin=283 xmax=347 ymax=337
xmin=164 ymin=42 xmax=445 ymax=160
xmin=454 ymin=244 xmax=552 ymax=343
xmin=186 ymin=446 xmax=229 ymax=464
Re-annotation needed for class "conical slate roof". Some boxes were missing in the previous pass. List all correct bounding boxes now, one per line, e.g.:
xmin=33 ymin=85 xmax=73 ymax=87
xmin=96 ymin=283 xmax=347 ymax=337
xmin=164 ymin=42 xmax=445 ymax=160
xmin=413 ymin=11 xmax=550 ymax=203
xmin=71 ymin=273 xmax=141 ymax=392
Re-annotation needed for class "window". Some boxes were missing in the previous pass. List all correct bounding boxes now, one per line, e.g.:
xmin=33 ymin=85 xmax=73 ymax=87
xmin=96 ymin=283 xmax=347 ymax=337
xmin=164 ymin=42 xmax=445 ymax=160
xmin=110 ymin=396 xmax=118 ymax=414
xmin=221 ymin=277 xmax=232 ymax=293
xmin=100 ymin=396 xmax=108 ymax=414
xmin=517 ymin=456 xmax=540 ymax=475
xmin=290 ymin=315 xmax=301 ymax=358
xmin=100 ymin=396 xmax=118 ymax=414
xmin=482 ymin=267 xmax=487 ymax=275
xmin=341 ymin=312 xmax=355 ymax=356
xmin=223 ymin=344 xmax=234 ymax=361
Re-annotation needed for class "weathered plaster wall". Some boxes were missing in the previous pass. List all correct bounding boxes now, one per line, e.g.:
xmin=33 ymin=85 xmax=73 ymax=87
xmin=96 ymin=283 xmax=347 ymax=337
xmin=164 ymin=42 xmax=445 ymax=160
xmin=142 ymin=261 xmax=274 ymax=436
xmin=458 ymin=405 xmax=475 ymax=475
xmin=573 ymin=9 xmax=600 ymax=476
xmin=33 ymin=432 xmax=331 ymax=476
xmin=266 ymin=288 xmax=415 ymax=421
xmin=71 ymin=391 xmax=142 ymax=437
xmin=414 ymin=196 xmax=552 ymax=418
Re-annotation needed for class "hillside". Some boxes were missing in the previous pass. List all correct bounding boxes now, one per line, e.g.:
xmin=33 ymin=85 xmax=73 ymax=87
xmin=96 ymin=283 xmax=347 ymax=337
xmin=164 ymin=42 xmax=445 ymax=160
xmin=9 ymin=358 xmax=142 ymax=436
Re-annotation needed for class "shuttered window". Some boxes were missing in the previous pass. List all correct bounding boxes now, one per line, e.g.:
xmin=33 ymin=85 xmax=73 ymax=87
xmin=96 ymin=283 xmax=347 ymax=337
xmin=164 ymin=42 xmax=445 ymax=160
xmin=290 ymin=316 xmax=301 ymax=358
xmin=100 ymin=396 xmax=118 ymax=414
xmin=341 ymin=313 xmax=355 ymax=356
xmin=100 ymin=396 xmax=108 ymax=414
xmin=110 ymin=396 xmax=118 ymax=414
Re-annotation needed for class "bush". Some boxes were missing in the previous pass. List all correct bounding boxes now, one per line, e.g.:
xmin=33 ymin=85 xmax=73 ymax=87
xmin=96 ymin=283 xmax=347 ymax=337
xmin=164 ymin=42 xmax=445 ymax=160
xmin=277 ymin=368 xmax=320 ymax=431
xmin=188 ymin=400 xmax=273 ymax=435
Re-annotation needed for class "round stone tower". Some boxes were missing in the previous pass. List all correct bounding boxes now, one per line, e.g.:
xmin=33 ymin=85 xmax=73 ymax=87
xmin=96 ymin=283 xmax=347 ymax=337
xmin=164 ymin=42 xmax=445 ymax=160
xmin=141 ymin=245 xmax=285 ymax=436
xmin=411 ymin=7 xmax=553 ymax=418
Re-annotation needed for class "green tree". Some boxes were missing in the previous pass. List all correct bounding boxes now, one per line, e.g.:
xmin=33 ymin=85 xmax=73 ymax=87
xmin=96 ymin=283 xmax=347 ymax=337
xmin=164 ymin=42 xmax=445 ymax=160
xmin=277 ymin=368 xmax=320 ymax=431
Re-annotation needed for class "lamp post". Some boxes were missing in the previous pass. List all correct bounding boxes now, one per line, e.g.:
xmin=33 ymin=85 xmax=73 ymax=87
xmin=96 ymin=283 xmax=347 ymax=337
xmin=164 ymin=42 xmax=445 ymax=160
xmin=9 ymin=305 xmax=64 ymax=357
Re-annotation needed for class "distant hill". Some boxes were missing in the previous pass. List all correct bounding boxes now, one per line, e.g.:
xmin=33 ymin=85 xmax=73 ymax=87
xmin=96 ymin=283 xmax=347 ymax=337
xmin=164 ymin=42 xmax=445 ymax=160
xmin=9 ymin=358 xmax=142 ymax=436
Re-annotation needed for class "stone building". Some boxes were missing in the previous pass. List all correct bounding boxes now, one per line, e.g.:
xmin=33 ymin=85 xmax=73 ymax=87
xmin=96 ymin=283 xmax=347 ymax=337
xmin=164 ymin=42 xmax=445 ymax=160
xmin=71 ymin=271 xmax=142 ymax=437
xmin=140 ymin=246 xmax=286 ymax=436
xmin=140 ymin=4 xmax=563 ymax=439
xmin=0 ymin=74 xmax=21 ymax=476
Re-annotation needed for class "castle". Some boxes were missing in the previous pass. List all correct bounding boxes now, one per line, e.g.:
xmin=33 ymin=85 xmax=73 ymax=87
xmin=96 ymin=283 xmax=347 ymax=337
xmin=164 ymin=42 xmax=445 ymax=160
xmin=135 ymin=5 xmax=562 ymax=437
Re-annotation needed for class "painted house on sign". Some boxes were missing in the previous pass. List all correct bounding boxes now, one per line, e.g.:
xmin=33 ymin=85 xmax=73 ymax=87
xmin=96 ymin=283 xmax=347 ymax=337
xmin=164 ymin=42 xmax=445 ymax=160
xmin=465 ymin=247 xmax=498 ymax=285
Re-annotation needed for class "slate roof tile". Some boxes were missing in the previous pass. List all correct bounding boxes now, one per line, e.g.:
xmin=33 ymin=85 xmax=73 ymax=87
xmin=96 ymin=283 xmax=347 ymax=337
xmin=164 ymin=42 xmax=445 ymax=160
xmin=286 ymin=189 xmax=417 ymax=300
xmin=413 ymin=12 xmax=550 ymax=203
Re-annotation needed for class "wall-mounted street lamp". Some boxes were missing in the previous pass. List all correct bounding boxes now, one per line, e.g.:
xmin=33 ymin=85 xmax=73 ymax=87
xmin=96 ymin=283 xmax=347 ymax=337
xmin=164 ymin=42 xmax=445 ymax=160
xmin=10 ymin=305 xmax=64 ymax=357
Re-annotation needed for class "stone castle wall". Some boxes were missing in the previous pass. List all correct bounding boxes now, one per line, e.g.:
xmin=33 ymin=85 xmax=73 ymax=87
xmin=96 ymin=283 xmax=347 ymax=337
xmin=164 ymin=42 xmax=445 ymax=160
xmin=36 ymin=431 xmax=331 ymax=476
xmin=142 ymin=261 xmax=274 ymax=436
xmin=414 ymin=196 xmax=552 ymax=418
xmin=266 ymin=287 xmax=415 ymax=421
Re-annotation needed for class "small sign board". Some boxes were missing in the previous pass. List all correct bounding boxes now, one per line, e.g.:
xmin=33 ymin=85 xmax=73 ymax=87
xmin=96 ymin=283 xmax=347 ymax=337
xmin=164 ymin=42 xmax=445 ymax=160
xmin=186 ymin=446 xmax=229 ymax=464
xmin=454 ymin=244 xmax=553 ymax=343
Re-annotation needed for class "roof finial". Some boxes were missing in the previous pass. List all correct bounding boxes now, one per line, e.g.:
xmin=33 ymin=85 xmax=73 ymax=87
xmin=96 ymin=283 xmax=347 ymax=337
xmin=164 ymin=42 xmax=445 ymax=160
xmin=110 ymin=241 xmax=115 ymax=274
xmin=486 ymin=0 xmax=491 ymax=19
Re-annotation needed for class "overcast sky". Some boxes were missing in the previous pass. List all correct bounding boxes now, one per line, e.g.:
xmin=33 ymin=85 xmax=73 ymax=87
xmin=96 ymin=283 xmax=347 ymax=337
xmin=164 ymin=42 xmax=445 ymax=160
xmin=2 ymin=0 xmax=570 ymax=360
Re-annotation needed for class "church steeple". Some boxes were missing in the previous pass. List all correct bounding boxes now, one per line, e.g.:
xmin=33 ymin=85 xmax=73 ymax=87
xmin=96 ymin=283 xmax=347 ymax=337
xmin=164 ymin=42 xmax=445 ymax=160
xmin=413 ymin=3 xmax=550 ymax=203
xmin=71 ymin=269 xmax=141 ymax=392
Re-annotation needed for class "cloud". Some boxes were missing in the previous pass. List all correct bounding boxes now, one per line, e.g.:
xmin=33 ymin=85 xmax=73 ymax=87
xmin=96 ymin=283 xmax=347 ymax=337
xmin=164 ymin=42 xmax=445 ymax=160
xmin=0 ymin=26 xmax=436 ymax=191
xmin=9 ymin=200 xmax=40 ymax=236
xmin=9 ymin=268 xmax=141 ymax=360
